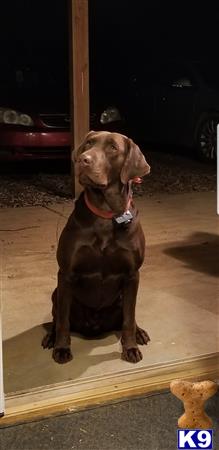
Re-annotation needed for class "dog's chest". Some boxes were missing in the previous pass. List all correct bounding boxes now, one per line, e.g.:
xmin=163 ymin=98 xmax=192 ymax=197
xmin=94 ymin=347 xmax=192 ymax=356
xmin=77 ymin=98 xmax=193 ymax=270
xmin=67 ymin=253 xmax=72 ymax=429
xmin=93 ymin=230 xmax=113 ymax=253
xmin=73 ymin=229 xmax=135 ymax=275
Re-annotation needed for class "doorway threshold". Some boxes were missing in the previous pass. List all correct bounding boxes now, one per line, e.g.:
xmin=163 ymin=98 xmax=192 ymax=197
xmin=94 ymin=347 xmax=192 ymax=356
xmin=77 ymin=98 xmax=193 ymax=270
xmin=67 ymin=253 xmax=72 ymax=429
xmin=1 ymin=352 xmax=218 ymax=426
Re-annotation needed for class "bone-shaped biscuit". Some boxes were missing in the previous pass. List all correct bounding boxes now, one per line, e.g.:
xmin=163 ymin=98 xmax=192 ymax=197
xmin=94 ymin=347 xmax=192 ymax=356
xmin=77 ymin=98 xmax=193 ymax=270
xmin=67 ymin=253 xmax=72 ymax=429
xmin=170 ymin=379 xmax=218 ymax=429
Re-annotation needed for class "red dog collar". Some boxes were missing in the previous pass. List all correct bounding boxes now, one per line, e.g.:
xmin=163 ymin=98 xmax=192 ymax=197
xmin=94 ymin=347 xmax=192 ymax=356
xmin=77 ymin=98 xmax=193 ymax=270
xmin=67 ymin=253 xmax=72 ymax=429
xmin=84 ymin=178 xmax=141 ymax=220
xmin=84 ymin=190 xmax=114 ymax=219
xmin=84 ymin=190 xmax=132 ymax=219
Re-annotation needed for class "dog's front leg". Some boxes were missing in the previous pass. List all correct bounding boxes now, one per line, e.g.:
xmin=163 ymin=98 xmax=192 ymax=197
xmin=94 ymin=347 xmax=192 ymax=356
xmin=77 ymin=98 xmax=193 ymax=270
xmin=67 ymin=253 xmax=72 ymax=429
xmin=53 ymin=270 xmax=73 ymax=364
xmin=121 ymin=271 xmax=143 ymax=363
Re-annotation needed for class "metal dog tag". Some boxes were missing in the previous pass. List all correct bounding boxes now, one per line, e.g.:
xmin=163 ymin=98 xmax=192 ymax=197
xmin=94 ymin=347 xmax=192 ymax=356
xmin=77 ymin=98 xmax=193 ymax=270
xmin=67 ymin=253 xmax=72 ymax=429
xmin=114 ymin=210 xmax=133 ymax=225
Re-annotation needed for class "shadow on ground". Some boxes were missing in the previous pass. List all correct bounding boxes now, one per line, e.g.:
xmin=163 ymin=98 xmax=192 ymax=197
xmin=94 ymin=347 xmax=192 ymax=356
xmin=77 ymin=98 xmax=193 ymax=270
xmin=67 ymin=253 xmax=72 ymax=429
xmin=3 ymin=324 xmax=120 ymax=394
xmin=164 ymin=232 xmax=219 ymax=277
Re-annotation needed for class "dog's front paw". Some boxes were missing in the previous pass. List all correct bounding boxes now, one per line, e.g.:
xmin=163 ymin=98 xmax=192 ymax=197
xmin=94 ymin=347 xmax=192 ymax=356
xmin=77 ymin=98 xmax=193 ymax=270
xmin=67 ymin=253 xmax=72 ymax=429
xmin=42 ymin=332 xmax=55 ymax=349
xmin=136 ymin=326 xmax=150 ymax=345
xmin=53 ymin=347 xmax=73 ymax=364
xmin=122 ymin=346 xmax=143 ymax=363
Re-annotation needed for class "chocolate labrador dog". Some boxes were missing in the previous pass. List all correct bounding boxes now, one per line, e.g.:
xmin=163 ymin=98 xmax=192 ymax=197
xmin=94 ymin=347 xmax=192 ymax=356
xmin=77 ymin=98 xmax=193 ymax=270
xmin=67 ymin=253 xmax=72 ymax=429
xmin=42 ymin=131 xmax=151 ymax=364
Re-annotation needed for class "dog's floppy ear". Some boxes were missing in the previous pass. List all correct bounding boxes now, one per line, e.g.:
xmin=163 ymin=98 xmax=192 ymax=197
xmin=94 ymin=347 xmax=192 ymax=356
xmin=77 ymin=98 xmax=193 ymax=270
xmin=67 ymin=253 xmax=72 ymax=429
xmin=120 ymin=138 xmax=150 ymax=184
xmin=72 ymin=130 xmax=95 ymax=161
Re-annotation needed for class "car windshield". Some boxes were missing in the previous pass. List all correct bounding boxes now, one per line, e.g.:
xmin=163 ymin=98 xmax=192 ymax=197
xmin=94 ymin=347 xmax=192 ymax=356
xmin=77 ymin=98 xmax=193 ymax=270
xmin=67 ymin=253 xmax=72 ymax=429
xmin=0 ymin=66 xmax=69 ymax=108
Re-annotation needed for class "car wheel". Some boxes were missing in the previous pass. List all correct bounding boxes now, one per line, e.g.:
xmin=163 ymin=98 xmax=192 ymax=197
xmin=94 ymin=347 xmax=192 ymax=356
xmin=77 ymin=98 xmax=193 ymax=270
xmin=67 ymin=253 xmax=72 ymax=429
xmin=196 ymin=114 xmax=218 ymax=162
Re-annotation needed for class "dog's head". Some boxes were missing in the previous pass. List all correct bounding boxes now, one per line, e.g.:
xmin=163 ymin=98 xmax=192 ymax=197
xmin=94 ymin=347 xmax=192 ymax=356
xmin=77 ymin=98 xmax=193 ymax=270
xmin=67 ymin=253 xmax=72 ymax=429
xmin=73 ymin=131 xmax=150 ymax=189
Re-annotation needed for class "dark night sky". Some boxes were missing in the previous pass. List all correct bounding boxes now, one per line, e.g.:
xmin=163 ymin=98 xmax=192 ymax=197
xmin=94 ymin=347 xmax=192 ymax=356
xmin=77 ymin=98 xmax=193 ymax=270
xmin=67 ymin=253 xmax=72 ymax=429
xmin=0 ymin=1 xmax=219 ymax=76
xmin=90 ymin=0 xmax=219 ymax=60
xmin=0 ymin=1 xmax=68 ymax=69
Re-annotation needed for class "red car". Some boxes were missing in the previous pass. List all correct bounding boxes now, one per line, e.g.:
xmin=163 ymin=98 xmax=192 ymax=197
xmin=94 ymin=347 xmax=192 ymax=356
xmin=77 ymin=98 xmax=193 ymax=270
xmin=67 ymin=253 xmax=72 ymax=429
xmin=0 ymin=67 xmax=123 ymax=160
xmin=0 ymin=108 xmax=71 ymax=160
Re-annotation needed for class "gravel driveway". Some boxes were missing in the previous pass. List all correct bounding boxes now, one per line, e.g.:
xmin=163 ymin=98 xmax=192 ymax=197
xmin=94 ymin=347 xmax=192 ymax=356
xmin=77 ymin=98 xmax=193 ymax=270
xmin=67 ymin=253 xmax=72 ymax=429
xmin=0 ymin=150 xmax=216 ymax=208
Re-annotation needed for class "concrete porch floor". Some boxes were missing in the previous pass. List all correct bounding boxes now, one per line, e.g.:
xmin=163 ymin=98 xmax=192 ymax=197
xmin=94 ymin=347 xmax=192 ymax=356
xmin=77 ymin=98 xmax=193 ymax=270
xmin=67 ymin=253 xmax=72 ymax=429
xmin=1 ymin=192 xmax=218 ymax=394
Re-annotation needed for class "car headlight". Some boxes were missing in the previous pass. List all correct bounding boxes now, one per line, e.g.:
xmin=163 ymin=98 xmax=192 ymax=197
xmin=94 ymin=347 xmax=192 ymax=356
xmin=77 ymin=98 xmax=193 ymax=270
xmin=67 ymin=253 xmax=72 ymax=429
xmin=100 ymin=106 xmax=121 ymax=124
xmin=0 ymin=108 xmax=34 ymax=126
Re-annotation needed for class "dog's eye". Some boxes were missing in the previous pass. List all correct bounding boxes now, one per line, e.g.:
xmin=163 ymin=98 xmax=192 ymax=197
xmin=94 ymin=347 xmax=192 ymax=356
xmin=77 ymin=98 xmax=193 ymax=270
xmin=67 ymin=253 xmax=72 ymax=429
xmin=111 ymin=144 xmax=117 ymax=151
xmin=86 ymin=140 xmax=92 ymax=146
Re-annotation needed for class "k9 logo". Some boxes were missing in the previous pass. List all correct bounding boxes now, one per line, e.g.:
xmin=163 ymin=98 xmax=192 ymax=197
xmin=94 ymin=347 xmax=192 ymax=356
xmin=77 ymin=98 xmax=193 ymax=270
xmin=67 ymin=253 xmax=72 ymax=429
xmin=177 ymin=430 xmax=213 ymax=449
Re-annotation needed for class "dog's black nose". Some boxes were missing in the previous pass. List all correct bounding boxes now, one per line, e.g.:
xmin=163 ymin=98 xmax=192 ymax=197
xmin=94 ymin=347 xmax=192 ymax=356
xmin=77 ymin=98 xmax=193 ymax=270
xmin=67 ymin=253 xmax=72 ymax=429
xmin=79 ymin=153 xmax=92 ymax=166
